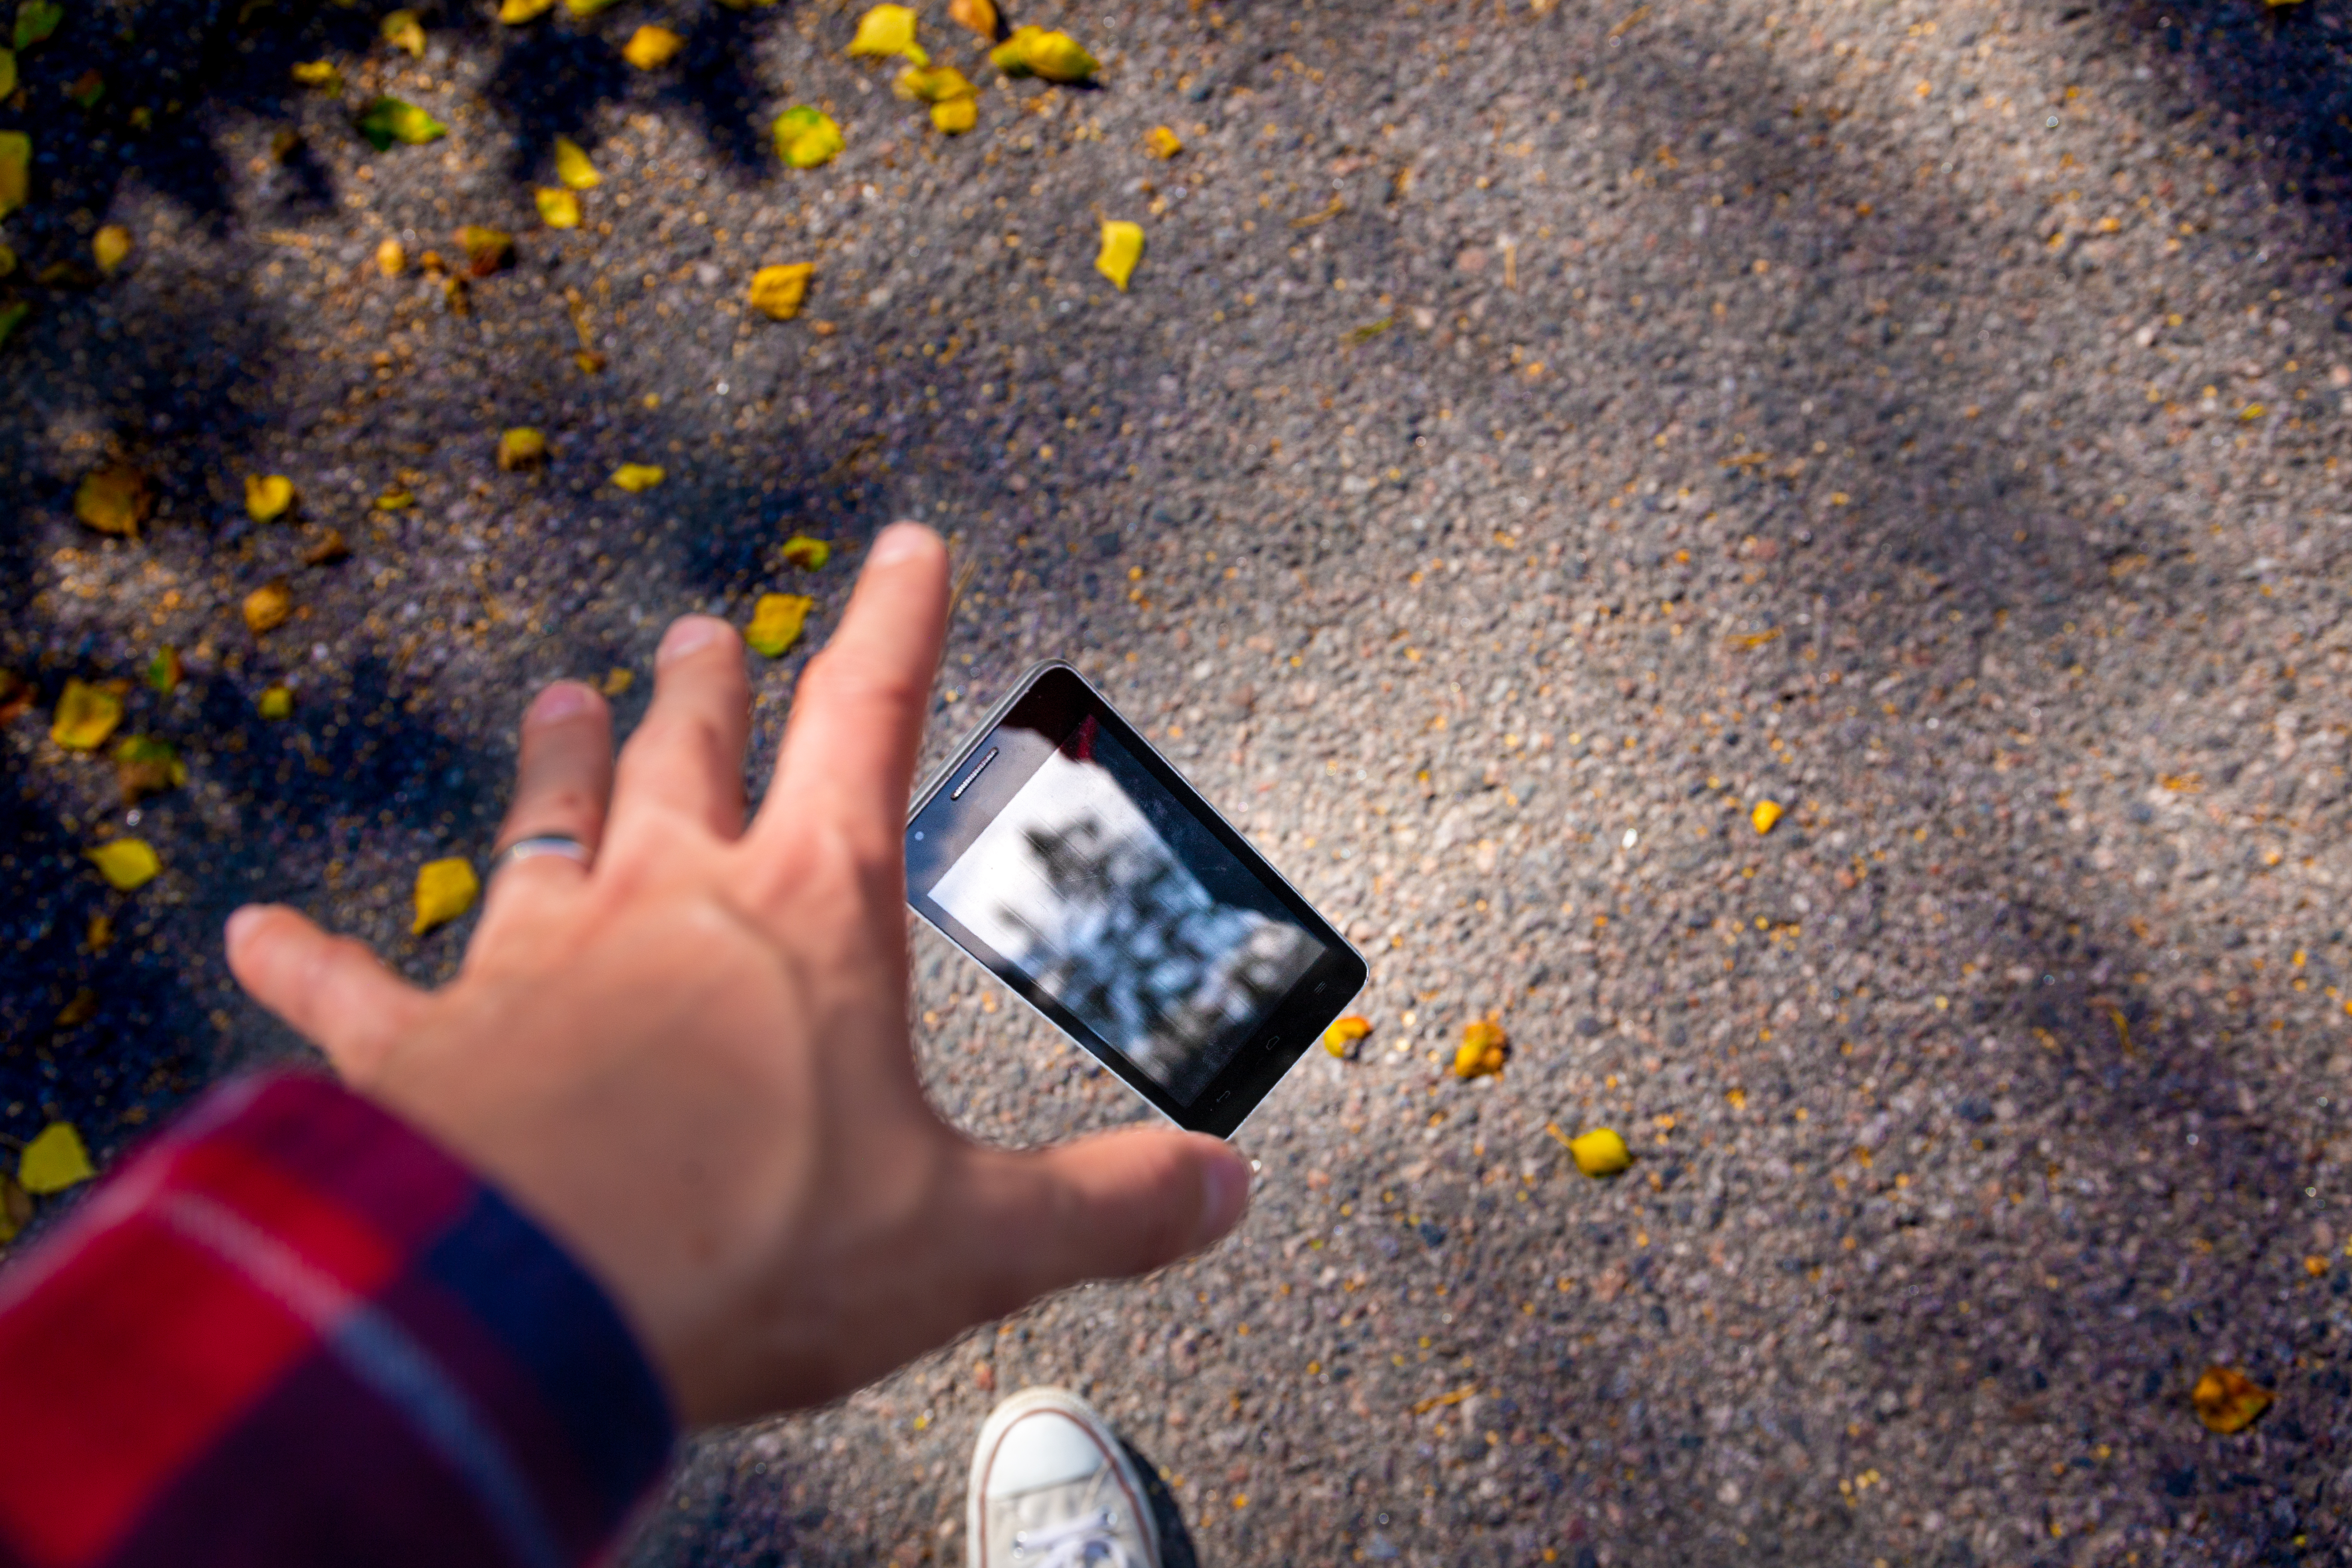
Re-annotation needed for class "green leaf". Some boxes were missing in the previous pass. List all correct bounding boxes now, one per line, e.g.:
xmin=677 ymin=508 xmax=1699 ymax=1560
xmin=356 ymin=96 xmax=446 ymax=150
xmin=12 ymin=0 xmax=59 ymax=51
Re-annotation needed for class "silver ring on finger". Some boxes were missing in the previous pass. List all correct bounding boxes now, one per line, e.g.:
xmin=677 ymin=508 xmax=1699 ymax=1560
xmin=490 ymin=833 xmax=593 ymax=878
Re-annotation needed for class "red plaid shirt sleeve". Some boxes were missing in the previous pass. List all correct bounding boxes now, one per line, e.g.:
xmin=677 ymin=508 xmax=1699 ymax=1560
xmin=0 ymin=1072 xmax=676 ymax=1568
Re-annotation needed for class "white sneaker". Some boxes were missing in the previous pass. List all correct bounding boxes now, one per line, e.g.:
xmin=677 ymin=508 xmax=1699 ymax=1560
xmin=966 ymin=1386 xmax=1162 ymax=1568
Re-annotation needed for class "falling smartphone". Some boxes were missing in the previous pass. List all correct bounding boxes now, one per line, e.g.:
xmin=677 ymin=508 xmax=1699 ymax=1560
xmin=905 ymin=661 xmax=1368 ymax=1138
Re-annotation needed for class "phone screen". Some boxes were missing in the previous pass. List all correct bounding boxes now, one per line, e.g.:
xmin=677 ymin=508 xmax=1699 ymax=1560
xmin=907 ymin=665 xmax=1362 ymax=1133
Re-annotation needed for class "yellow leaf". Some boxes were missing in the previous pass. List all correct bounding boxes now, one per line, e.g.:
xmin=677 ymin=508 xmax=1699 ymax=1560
xmin=291 ymin=58 xmax=342 ymax=90
xmin=0 ymin=1173 xmax=30 ymax=1245
xmin=599 ymin=666 xmax=634 ymax=695
xmin=245 ymin=472 xmax=296 ymax=521
xmin=931 ymin=95 xmax=977 ymax=133
xmin=1145 ymin=125 xmax=1182 ymax=159
xmin=114 ymin=735 xmax=186 ymax=805
xmin=85 ymin=913 xmax=113 ymax=952
xmin=848 ymin=3 xmax=920 ymax=59
xmin=554 ymin=135 xmax=602 ymax=189
xmin=0 ymin=46 xmax=14 ymax=99
xmin=1750 ymin=799 xmax=1783 ymax=835
xmin=458 ymin=225 xmax=514 ymax=276
xmin=897 ymin=62 xmax=973 ymax=103
xmin=746 ymin=592 xmax=813 ymax=656
xmin=92 ymin=224 xmax=132 ymax=275
xmin=2191 ymin=1366 xmax=2272 ymax=1434
xmin=1322 ymin=1014 xmax=1372 ymax=1058
xmin=1452 ymin=1018 xmax=1507 ymax=1079
xmin=773 ymin=106 xmax=843 ymax=168
xmin=0 ymin=240 xmax=12 ymax=277
xmin=992 ymin=25 xmax=1094 ymax=81
xmin=243 ymin=580 xmax=293 ymax=635
xmin=50 ymin=678 xmax=122 ymax=750
xmin=356 ymin=97 xmax=445 ymax=149
xmin=748 ymin=261 xmax=814 ymax=320
xmin=2239 ymin=402 xmax=2266 ymax=423
xmin=258 ymin=685 xmax=294 ymax=720
xmin=74 ymin=463 xmax=148 ymax=537
xmin=621 ymin=23 xmax=684 ymax=68
xmin=612 ymin=462 xmax=665 ymax=492
xmin=1568 ymin=1127 xmax=1631 ymax=1178
xmin=1095 ymin=219 xmax=1143 ymax=291
xmin=86 ymin=837 xmax=160 ymax=892
xmin=0 ymin=132 xmax=28 ymax=220
xmin=781 ymin=534 xmax=831 ymax=570
xmin=374 ymin=486 xmax=414 ymax=511
xmin=948 ymin=0 xmax=994 ymax=35
xmin=535 ymin=187 xmax=581 ymax=228
xmin=377 ymin=238 xmax=407 ymax=276
xmin=19 ymin=1123 xmax=94 ymax=1195
xmin=564 ymin=0 xmax=623 ymax=16
xmin=498 ymin=427 xmax=548 ymax=470
xmin=499 ymin=0 xmax=556 ymax=22
xmin=380 ymin=8 xmax=425 ymax=55
xmin=413 ymin=857 xmax=480 ymax=935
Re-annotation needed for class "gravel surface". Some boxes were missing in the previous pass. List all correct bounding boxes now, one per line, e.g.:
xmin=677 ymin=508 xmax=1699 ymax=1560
xmin=13 ymin=0 xmax=2352 ymax=1560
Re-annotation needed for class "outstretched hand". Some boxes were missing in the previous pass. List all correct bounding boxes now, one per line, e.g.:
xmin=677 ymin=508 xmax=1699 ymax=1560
xmin=222 ymin=522 xmax=1252 ymax=1426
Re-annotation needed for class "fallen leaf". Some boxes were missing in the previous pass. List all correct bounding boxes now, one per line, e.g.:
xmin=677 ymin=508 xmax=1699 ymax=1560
xmin=19 ymin=1123 xmax=93 ymax=1195
xmin=0 ymin=46 xmax=14 ymax=98
xmin=499 ymin=427 xmax=548 ymax=471
xmin=114 ymin=735 xmax=186 ymax=805
xmin=746 ymin=592 xmax=813 ymax=656
xmin=92 ymin=225 xmax=132 ymax=275
xmin=0 ymin=132 xmax=27 ymax=219
xmin=65 ymin=66 xmax=101 ymax=108
xmin=145 ymin=646 xmax=181 ymax=694
xmin=0 ymin=1174 xmax=28 ymax=1245
xmin=748 ymin=261 xmax=814 ymax=320
xmin=622 ymin=23 xmax=685 ymax=67
xmin=1567 ymin=1126 xmax=1631 ymax=1178
xmin=499 ymin=0 xmax=556 ymax=21
xmin=374 ymin=485 xmax=414 ymax=510
xmin=242 ymin=580 xmax=293 ymax=635
xmin=0 ymin=671 xmax=28 ymax=723
xmin=55 ymin=988 xmax=96 ymax=1028
xmin=2191 ymin=1366 xmax=2272 ymax=1434
xmin=773 ymin=106 xmax=844 ymax=168
xmin=0 ymin=241 xmax=13 ymax=276
xmin=1145 ymin=125 xmax=1182 ymax=159
xmin=413 ymin=856 xmax=479 ymax=935
xmin=574 ymin=349 xmax=605 ymax=374
xmin=50 ymin=679 xmax=122 ymax=750
xmin=554 ymin=135 xmax=602 ymax=188
xmin=535 ymin=187 xmax=581 ymax=228
xmin=291 ymin=58 xmax=342 ymax=90
xmin=377 ymin=238 xmax=407 ymax=276
xmin=1452 ymin=1018 xmax=1507 ymax=1079
xmin=245 ymin=472 xmax=296 ymax=522
xmin=781 ymin=534 xmax=831 ymax=570
xmin=74 ymin=464 xmax=148 ymax=537
xmin=0 ymin=299 xmax=25 ymax=352
xmin=897 ymin=61 xmax=971 ymax=101
xmin=992 ymin=25 xmax=1094 ymax=82
xmin=948 ymin=0 xmax=994 ymax=35
xmin=301 ymin=528 xmax=351 ymax=566
xmin=13 ymin=0 xmax=59 ymax=51
xmin=85 ymin=913 xmax=112 ymax=952
xmin=564 ymin=0 xmax=625 ymax=16
xmin=611 ymin=462 xmax=665 ymax=492
xmin=1322 ymin=1014 xmax=1372 ymax=1058
xmin=931 ymin=95 xmax=977 ymax=133
xmin=258 ymin=685 xmax=293 ymax=720
xmin=86 ymin=837 xmax=160 ymax=891
xmin=848 ymin=3 xmax=924 ymax=60
xmin=1751 ymin=799 xmax=1783 ymax=835
xmin=600 ymin=666 xmax=634 ymax=696
xmin=358 ymin=98 xmax=445 ymax=150
xmin=1095 ymin=219 xmax=1143 ymax=291
xmin=458 ymin=225 xmax=514 ymax=276
xmin=380 ymin=8 xmax=425 ymax=56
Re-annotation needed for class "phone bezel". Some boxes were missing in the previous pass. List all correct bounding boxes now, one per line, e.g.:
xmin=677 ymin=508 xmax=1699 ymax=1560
xmin=905 ymin=661 xmax=1366 ymax=1138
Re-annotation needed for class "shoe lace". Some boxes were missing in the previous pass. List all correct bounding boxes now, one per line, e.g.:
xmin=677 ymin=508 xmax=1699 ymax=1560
xmin=1010 ymin=1509 xmax=1136 ymax=1568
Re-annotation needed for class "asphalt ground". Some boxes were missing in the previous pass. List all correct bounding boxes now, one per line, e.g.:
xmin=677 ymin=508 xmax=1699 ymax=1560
xmin=11 ymin=0 xmax=2352 ymax=1560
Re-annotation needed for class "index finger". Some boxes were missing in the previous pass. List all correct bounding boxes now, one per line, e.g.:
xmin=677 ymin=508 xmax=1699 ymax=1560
xmin=750 ymin=521 xmax=949 ymax=855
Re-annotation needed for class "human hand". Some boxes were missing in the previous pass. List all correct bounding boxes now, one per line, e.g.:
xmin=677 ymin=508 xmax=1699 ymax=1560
xmin=222 ymin=523 xmax=1253 ymax=1426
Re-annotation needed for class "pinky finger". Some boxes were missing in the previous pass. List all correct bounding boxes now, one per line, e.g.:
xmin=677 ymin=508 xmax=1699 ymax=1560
xmin=224 ymin=904 xmax=430 ymax=1083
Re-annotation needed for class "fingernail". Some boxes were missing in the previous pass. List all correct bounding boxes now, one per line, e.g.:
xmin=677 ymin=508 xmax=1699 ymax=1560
xmin=527 ymin=683 xmax=594 ymax=726
xmin=867 ymin=521 xmax=934 ymax=568
xmin=657 ymin=616 xmax=726 ymax=667
xmin=1196 ymin=1145 xmax=1252 ymax=1245
xmin=224 ymin=905 xmax=268 ymax=950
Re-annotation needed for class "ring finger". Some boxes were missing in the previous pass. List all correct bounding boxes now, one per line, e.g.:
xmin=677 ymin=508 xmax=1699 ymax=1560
xmin=484 ymin=682 xmax=615 ymax=911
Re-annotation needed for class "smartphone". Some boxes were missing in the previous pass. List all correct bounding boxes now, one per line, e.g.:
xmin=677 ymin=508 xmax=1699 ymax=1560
xmin=905 ymin=662 xmax=1367 ymax=1138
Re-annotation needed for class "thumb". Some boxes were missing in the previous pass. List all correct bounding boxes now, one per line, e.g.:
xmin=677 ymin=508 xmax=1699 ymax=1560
xmin=224 ymin=904 xmax=430 ymax=1083
xmin=953 ymin=1128 xmax=1253 ymax=1308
